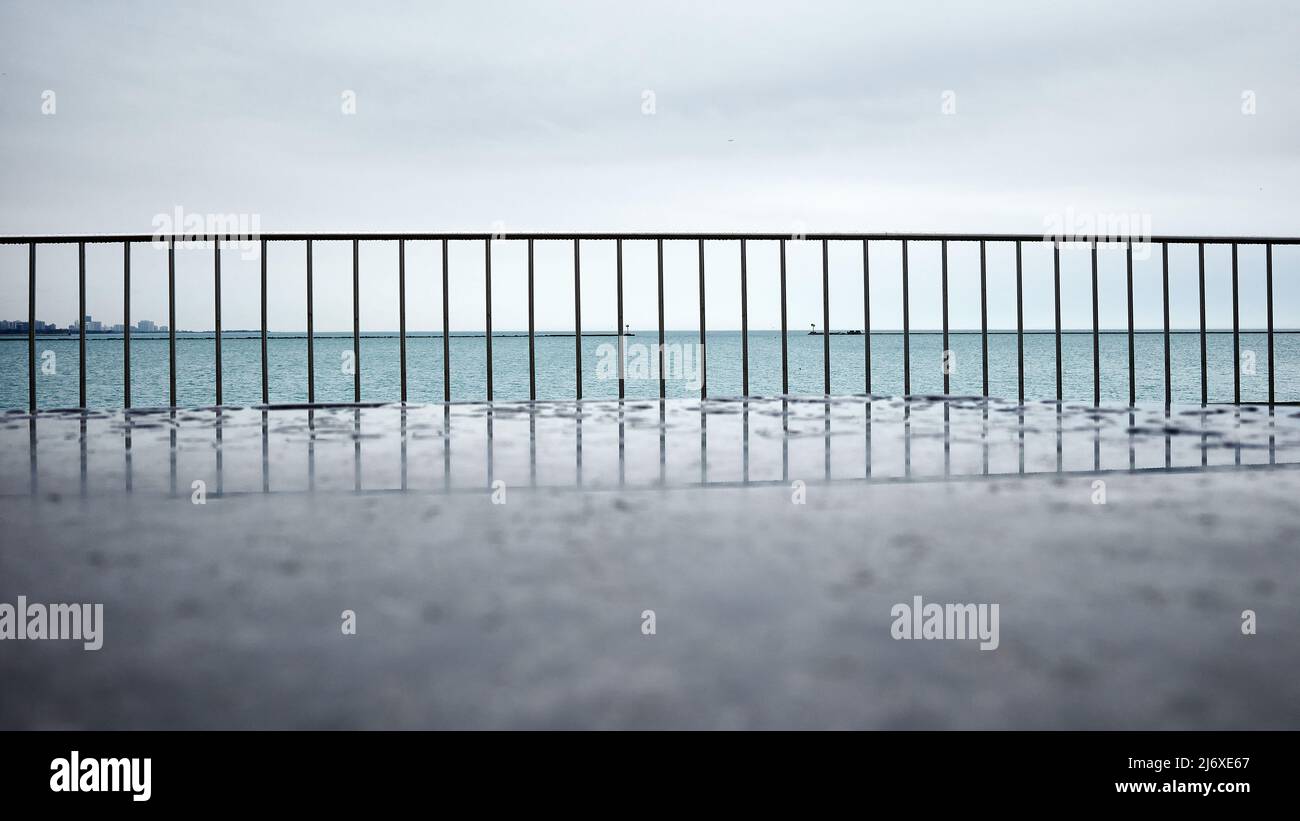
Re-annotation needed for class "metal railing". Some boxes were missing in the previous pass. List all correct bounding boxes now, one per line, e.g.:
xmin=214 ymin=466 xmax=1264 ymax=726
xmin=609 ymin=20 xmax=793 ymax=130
xmin=4 ymin=231 xmax=1297 ymax=412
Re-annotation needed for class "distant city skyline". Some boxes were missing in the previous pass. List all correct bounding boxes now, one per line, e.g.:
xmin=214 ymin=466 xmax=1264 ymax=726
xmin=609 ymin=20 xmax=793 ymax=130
xmin=0 ymin=316 xmax=167 ymax=333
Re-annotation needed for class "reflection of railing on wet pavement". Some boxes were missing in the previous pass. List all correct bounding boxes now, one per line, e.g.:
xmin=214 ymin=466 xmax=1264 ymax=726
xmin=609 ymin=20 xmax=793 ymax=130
xmin=7 ymin=397 xmax=1296 ymax=499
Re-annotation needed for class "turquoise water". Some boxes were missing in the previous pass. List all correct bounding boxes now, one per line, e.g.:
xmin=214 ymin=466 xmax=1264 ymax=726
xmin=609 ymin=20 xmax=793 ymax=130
xmin=1 ymin=329 xmax=1294 ymax=408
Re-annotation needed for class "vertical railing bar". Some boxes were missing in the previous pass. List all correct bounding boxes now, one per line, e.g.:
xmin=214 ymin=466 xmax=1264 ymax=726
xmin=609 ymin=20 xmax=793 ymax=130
xmin=863 ymin=239 xmax=871 ymax=394
xmin=124 ymin=242 xmax=132 ymax=408
xmin=1016 ymin=240 xmax=1024 ymax=404
xmin=1127 ymin=240 xmax=1135 ymax=406
xmin=779 ymin=239 xmax=787 ymax=394
xmin=697 ymin=238 xmax=705 ymax=399
xmin=304 ymin=240 xmax=311 ymax=405
xmin=485 ymin=238 xmax=493 ymax=402
xmin=78 ymin=241 xmax=87 ymax=408
xmin=399 ymin=238 xmax=407 ymax=403
xmin=1162 ymin=242 xmax=1171 ymax=408
xmin=941 ymin=239 xmax=950 ymax=395
xmin=741 ymin=238 xmax=749 ymax=396
xmin=1231 ymin=243 xmax=1240 ymax=405
xmin=1267 ymin=243 xmax=1275 ymax=406
xmin=774 ymin=237 xmax=785 ymax=394
xmin=657 ymin=238 xmax=665 ymax=399
xmin=901 ymin=239 xmax=909 ymax=396
xmin=1054 ymin=241 xmax=1062 ymax=402
xmin=27 ymin=243 xmax=35 ymax=413
xmin=442 ymin=239 xmax=450 ymax=402
xmin=213 ymin=241 xmax=221 ymax=405
xmin=1091 ymin=239 xmax=1099 ymax=407
xmin=168 ymin=236 xmax=176 ymax=407
xmin=822 ymin=239 xmax=831 ymax=395
xmin=528 ymin=238 xmax=536 ymax=401
xmin=619 ymin=239 xmax=627 ymax=399
xmin=980 ymin=239 xmax=988 ymax=398
xmin=352 ymin=238 xmax=361 ymax=403
xmin=260 ymin=238 xmax=268 ymax=404
xmin=1198 ymin=241 xmax=1206 ymax=407
xmin=574 ymin=238 xmax=582 ymax=400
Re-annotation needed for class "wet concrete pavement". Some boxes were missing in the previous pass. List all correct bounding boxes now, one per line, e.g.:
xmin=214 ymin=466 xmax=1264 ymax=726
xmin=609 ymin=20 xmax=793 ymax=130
xmin=1 ymin=397 xmax=1297 ymax=728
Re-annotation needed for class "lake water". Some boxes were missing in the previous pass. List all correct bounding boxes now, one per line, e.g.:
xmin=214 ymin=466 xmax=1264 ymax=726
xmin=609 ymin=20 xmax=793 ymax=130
xmin=1 ymin=329 xmax=1295 ymax=409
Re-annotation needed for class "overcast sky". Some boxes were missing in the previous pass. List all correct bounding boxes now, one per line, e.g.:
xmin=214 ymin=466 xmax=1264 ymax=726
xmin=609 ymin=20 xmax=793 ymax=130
xmin=1 ymin=0 xmax=1296 ymax=332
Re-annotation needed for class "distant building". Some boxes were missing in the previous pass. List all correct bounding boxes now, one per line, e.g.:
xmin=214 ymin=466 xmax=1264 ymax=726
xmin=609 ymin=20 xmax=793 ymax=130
xmin=0 ymin=319 xmax=58 ymax=333
xmin=137 ymin=319 xmax=156 ymax=332
xmin=73 ymin=315 xmax=104 ymax=332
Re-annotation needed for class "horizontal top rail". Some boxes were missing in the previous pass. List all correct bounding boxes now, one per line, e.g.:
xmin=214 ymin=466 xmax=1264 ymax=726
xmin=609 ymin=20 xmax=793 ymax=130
xmin=1 ymin=232 xmax=1298 ymax=245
